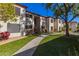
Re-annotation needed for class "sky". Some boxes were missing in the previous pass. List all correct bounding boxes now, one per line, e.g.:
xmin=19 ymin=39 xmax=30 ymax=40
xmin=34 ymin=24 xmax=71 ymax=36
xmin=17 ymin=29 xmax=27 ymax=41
xmin=20 ymin=3 xmax=79 ymax=22
xmin=20 ymin=3 xmax=53 ymax=16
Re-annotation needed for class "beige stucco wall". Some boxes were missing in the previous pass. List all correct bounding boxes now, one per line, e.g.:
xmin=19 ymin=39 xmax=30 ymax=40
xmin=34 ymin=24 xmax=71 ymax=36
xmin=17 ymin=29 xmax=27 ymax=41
xmin=0 ymin=21 xmax=7 ymax=32
xmin=48 ymin=18 xmax=54 ymax=32
xmin=0 ymin=4 xmax=26 ymax=38
xmin=69 ymin=22 xmax=77 ymax=32
xmin=0 ymin=21 xmax=21 ymax=38
xmin=58 ymin=19 xmax=63 ymax=31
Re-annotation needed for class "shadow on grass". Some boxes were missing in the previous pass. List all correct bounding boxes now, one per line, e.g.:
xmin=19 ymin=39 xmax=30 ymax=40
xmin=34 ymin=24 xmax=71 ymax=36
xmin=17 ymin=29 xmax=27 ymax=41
xmin=14 ymin=34 xmax=79 ymax=56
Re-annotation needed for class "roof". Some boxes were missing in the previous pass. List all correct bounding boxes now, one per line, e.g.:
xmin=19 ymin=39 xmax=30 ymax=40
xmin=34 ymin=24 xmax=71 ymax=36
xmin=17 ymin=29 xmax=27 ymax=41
xmin=69 ymin=22 xmax=77 ymax=24
xmin=26 ymin=11 xmax=54 ymax=18
xmin=64 ymin=21 xmax=77 ymax=24
xmin=70 ymin=21 xmax=77 ymax=23
xmin=26 ymin=11 xmax=41 ymax=16
xmin=15 ymin=3 xmax=27 ymax=8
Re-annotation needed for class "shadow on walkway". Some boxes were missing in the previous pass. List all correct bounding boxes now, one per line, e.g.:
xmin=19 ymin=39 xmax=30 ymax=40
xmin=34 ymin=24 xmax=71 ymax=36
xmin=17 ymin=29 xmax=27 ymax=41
xmin=14 ymin=34 xmax=79 ymax=56
xmin=15 ymin=47 xmax=36 ymax=56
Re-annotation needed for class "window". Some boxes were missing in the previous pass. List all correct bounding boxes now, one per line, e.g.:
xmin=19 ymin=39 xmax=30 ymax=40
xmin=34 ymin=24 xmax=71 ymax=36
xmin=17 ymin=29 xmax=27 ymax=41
xmin=42 ymin=22 xmax=45 ymax=26
xmin=26 ymin=14 xmax=29 ymax=17
xmin=51 ymin=19 xmax=53 ymax=23
xmin=25 ymin=25 xmax=32 ymax=29
xmin=59 ymin=20 xmax=61 ymax=23
xmin=25 ymin=19 xmax=32 ymax=29
xmin=29 ymin=15 xmax=32 ymax=18
xmin=26 ymin=14 xmax=32 ymax=18
xmin=51 ymin=26 xmax=53 ymax=31
xmin=54 ymin=19 xmax=56 ymax=22
xmin=15 ymin=7 xmax=20 ymax=16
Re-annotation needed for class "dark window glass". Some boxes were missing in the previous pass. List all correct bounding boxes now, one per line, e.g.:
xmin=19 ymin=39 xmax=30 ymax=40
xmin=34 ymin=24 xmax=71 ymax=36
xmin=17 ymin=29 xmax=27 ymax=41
xmin=25 ymin=25 xmax=32 ymax=29
xmin=51 ymin=26 xmax=53 ymax=30
xmin=54 ymin=19 xmax=55 ymax=22
xmin=29 ymin=15 xmax=32 ymax=18
xmin=26 ymin=14 xmax=29 ymax=17
xmin=59 ymin=20 xmax=61 ymax=23
xmin=26 ymin=14 xmax=32 ymax=18
xmin=51 ymin=19 xmax=53 ymax=23
xmin=29 ymin=25 xmax=32 ymax=28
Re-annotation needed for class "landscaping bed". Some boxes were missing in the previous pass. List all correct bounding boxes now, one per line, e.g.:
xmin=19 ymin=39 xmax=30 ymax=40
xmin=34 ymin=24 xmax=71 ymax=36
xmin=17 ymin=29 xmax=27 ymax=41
xmin=0 ymin=35 xmax=37 ymax=56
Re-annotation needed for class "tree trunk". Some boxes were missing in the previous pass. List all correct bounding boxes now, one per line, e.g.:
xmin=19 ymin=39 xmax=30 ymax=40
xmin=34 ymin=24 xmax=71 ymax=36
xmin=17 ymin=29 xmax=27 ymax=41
xmin=65 ymin=20 xmax=69 ymax=37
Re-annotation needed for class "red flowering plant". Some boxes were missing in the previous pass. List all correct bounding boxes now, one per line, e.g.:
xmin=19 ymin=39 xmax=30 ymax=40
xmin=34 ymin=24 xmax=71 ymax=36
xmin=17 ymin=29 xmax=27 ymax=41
xmin=0 ymin=31 xmax=10 ymax=40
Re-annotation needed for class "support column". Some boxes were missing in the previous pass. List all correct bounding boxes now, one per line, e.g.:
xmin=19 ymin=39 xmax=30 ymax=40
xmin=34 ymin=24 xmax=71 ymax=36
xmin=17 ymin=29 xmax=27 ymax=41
xmin=20 ymin=16 xmax=26 ymax=36
xmin=32 ymin=15 xmax=35 ymax=33
xmin=40 ymin=17 xmax=42 ymax=32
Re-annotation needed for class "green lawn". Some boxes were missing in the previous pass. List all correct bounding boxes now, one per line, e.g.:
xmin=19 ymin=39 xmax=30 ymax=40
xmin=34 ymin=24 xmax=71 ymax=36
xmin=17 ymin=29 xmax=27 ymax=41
xmin=0 ymin=35 xmax=37 ymax=56
xmin=33 ymin=34 xmax=79 ymax=56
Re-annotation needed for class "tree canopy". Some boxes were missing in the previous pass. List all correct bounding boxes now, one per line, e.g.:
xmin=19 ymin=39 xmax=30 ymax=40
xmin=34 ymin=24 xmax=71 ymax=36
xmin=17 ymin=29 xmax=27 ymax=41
xmin=45 ymin=3 xmax=79 ymax=36
xmin=45 ymin=3 xmax=79 ymax=22
xmin=0 ymin=3 xmax=16 ymax=22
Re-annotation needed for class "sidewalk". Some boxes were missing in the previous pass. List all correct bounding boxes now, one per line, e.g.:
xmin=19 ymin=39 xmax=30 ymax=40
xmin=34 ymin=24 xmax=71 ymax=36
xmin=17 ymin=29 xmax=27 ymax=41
xmin=0 ymin=36 xmax=25 ymax=45
xmin=13 ymin=34 xmax=48 ymax=56
xmin=50 ymin=32 xmax=64 ymax=35
xmin=70 ymin=32 xmax=79 ymax=35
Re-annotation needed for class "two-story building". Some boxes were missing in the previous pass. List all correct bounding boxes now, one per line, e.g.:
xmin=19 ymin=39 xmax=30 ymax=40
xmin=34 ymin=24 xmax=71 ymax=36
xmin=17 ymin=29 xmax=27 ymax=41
xmin=25 ymin=11 xmax=64 ymax=34
xmin=0 ymin=4 xmax=27 ymax=38
xmin=0 ymin=4 xmax=64 ymax=38
xmin=54 ymin=18 xmax=63 ymax=32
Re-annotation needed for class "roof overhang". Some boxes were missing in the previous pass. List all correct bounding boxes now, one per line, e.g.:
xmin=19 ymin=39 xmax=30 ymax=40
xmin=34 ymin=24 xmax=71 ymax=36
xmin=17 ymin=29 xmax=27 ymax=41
xmin=15 ymin=3 xmax=27 ymax=8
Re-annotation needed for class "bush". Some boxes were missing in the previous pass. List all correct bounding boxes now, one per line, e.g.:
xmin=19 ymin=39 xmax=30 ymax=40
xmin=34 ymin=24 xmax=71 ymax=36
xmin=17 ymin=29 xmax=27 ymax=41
xmin=0 ymin=31 xmax=10 ymax=40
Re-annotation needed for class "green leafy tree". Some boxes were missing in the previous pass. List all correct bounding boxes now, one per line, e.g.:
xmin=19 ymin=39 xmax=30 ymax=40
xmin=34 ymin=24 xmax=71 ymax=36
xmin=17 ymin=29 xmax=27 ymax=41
xmin=0 ymin=3 xmax=16 ymax=22
xmin=45 ymin=3 xmax=79 ymax=37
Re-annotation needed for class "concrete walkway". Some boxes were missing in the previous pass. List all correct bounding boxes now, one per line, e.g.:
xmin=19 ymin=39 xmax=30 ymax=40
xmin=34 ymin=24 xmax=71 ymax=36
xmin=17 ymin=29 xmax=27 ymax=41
xmin=70 ymin=32 xmax=79 ymax=35
xmin=50 ymin=32 xmax=64 ymax=35
xmin=13 ymin=34 xmax=48 ymax=56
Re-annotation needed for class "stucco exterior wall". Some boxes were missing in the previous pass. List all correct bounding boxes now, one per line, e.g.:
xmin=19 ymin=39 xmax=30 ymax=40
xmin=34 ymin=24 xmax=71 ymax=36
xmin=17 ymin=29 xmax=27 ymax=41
xmin=0 ymin=21 xmax=7 ymax=32
xmin=0 ymin=4 xmax=26 ymax=38
xmin=69 ymin=22 xmax=77 ymax=32
xmin=0 ymin=21 xmax=21 ymax=38
xmin=48 ymin=18 xmax=54 ymax=32
xmin=40 ymin=17 xmax=43 ymax=32
xmin=58 ymin=19 xmax=63 ymax=31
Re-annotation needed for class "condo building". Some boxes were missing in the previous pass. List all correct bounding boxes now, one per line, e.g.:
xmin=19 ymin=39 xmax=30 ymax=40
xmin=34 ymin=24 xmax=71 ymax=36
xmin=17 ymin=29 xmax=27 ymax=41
xmin=0 ymin=4 xmax=77 ymax=38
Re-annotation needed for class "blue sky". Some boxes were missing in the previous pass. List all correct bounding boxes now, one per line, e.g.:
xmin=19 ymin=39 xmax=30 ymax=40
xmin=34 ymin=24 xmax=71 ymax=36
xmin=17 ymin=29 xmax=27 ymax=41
xmin=20 ymin=3 xmax=53 ymax=16
xmin=20 ymin=3 xmax=79 ymax=22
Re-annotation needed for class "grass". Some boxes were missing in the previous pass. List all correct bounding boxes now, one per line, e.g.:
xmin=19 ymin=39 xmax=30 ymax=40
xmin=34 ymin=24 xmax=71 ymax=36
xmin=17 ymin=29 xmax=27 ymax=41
xmin=33 ymin=34 xmax=79 ymax=56
xmin=0 ymin=35 xmax=37 ymax=56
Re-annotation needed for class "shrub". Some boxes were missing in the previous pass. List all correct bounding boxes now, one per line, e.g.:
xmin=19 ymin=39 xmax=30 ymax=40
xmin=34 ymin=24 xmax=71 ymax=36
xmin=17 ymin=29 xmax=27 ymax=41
xmin=0 ymin=31 xmax=10 ymax=40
